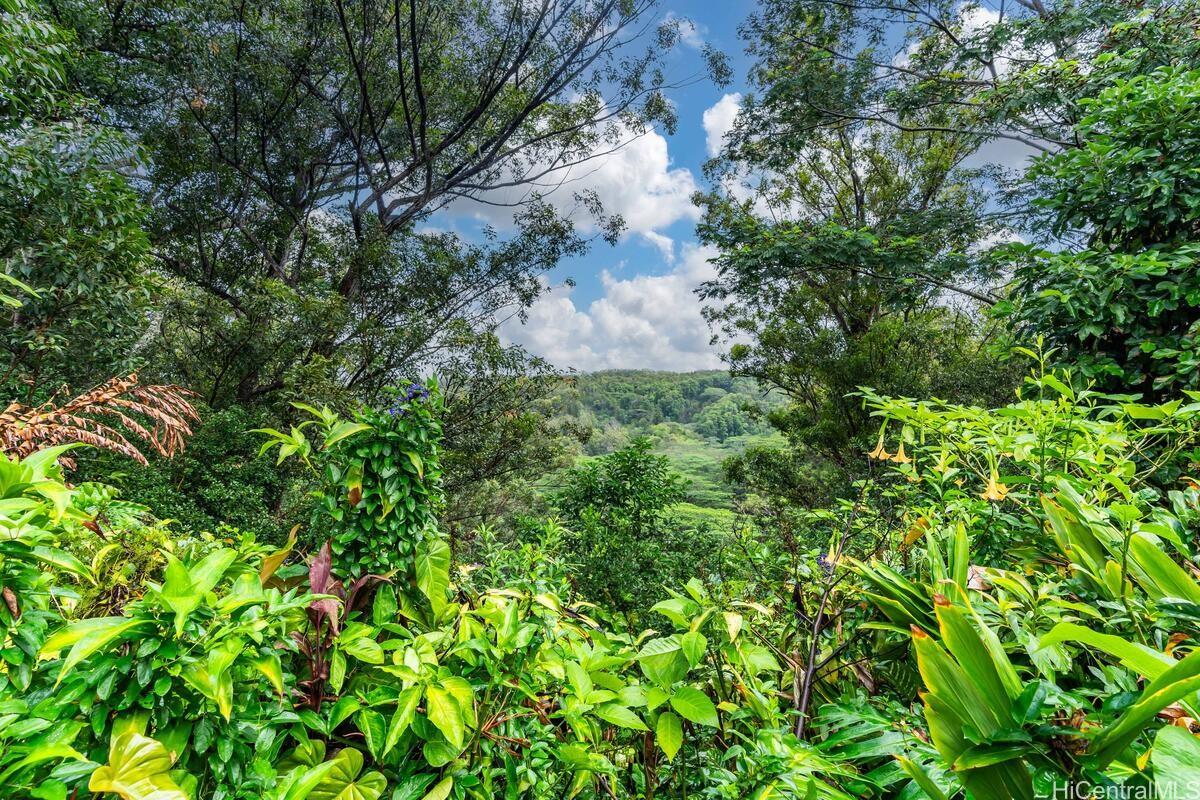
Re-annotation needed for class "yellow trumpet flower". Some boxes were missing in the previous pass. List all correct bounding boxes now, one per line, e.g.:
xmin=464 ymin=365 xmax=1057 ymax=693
xmin=980 ymin=473 xmax=1010 ymax=502
xmin=868 ymin=429 xmax=892 ymax=460
xmin=892 ymin=442 xmax=912 ymax=465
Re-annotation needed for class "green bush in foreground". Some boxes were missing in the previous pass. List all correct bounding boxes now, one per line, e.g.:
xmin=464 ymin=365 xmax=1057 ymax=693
xmin=4 ymin=370 xmax=1200 ymax=798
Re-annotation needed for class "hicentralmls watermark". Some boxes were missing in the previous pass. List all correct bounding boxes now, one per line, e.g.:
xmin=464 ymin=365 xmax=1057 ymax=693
xmin=1042 ymin=783 xmax=1200 ymax=800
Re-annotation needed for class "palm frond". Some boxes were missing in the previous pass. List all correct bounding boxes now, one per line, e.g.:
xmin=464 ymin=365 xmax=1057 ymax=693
xmin=0 ymin=373 xmax=199 ymax=466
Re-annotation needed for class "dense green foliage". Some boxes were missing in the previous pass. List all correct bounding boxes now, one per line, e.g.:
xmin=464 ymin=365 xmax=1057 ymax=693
xmin=549 ymin=370 xmax=783 ymax=518
xmin=1002 ymin=61 xmax=1200 ymax=396
xmin=0 ymin=0 xmax=150 ymax=395
xmin=554 ymin=371 xmax=776 ymax=437
xmin=551 ymin=439 xmax=728 ymax=618
xmin=5 ymin=0 xmax=1200 ymax=797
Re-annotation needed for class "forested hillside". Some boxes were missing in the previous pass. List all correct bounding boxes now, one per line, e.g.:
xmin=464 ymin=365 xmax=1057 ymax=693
xmin=4 ymin=0 xmax=1200 ymax=798
xmin=551 ymin=370 xmax=783 ymax=514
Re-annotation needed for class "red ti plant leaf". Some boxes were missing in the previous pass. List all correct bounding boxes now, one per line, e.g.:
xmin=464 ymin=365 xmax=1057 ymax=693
xmin=309 ymin=598 xmax=342 ymax=635
xmin=345 ymin=575 xmax=389 ymax=617
xmin=310 ymin=541 xmax=333 ymax=595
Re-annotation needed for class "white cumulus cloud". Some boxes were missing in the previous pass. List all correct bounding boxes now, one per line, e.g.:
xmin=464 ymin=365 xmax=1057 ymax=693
xmin=501 ymin=243 xmax=726 ymax=371
xmin=702 ymin=92 xmax=742 ymax=158
xmin=452 ymin=123 xmax=699 ymax=246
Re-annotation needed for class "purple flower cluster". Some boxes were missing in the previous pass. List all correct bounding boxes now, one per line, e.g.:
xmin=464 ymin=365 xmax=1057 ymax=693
xmin=816 ymin=553 xmax=835 ymax=576
xmin=386 ymin=382 xmax=430 ymax=416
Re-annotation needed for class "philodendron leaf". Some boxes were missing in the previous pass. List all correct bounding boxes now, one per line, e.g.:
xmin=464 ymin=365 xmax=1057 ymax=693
xmin=309 ymin=749 xmax=387 ymax=800
xmin=415 ymin=538 xmax=451 ymax=613
xmin=277 ymin=759 xmax=339 ymax=800
xmin=425 ymin=684 xmax=465 ymax=750
xmin=88 ymin=732 xmax=190 ymax=800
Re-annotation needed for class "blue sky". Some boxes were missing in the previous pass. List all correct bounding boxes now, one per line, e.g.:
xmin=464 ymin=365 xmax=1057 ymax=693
xmin=439 ymin=1 xmax=759 ymax=372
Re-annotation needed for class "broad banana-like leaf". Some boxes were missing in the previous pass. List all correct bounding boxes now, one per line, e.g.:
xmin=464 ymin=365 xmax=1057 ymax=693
xmin=1152 ymin=726 xmax=1200 ymax=798
xmin=913 ymin=625 xmax=1034 ymax=800
xmin=1091 ymin=649 xmax=1200 ymax=766
xmin=935 ymin=601 xmax=1022 ymax=706
xmin=1038 ymin=623 xmax=1175 ymax=679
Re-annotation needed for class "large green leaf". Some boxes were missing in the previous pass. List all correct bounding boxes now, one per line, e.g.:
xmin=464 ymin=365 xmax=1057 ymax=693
xmin=420 ymin=777 xmax=453 ymax=800
xmin=384 ymin=686 xmax=422 ymax=756
xmin=88 ymin=732 xmax=189 ymax=800
xmin=669 ymin=686 xmax=718 ymax=727
xmin=1128 ymin=534 xmax=1200 ymax=603
xmin=680 ymin=631 xmax=706 ymax=668
xmin=636 ymin=636 xmax=689 ymax=688
xmin=324 ymin=422 xmax=373 ymax=448
xmin=43 ymin=617 xmax=151 ymax=685
xmin=656 ymin=711 xmax=683 ymax=761
xmin=936 ymin=601 xmax=1021 ymax=705
xmin=415 ymin=538 xmax=450 ymax=613
xmin=594 ymin=703 xmax=648 ymax=731
xmin=895 ymin=756 xmax=951 ymax=800
xmin=913 ymin=628 xmax=1033 ymax=800
xmin=1153 ymin=726 xmax=1200 ymax=798
xmin=249 ymin=652 xmax=285 ymax=697
xmin=180 ymin=639 xmax=243 ymax=720
xmin=1038 ymin=623 xmax=1175 ymax=679
xmin=356 ymin=710 xmax=387 ymax=762
xmin=1091 ymin=649 xmax=1200 ymax=766
xmin=309 ymin=749 xmax=387 ymax=800
xmin=156 ymin=549 xmax=237 ymax=636
xmin=0 ymin=744 xmax=83 ymax=787
xmin=277 ymin=760 xmax=339 ymax=800
xmin=158 ymin=555 xmax=200 ymax=637
xmin=188 ymin=548 xmax=238 ymax=595
xmin=556 ymin=744 xmax=615 ymax=774
xmin=425 ymin=684 xmax=465 ymax=750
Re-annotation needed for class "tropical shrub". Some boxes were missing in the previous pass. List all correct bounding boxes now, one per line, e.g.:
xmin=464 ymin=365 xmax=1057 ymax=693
xmin=850 ymin=363 xmax=1200 ymax=797
xmin=1001 ymin=60 xmax=1200 ymax=396
xmin=552 ymin=439 xmax=730 ymax=618
xmin=258 ymin=383 xmax=444 ymax=580
xmin=78 ymin=404 xmax=292 ymax=543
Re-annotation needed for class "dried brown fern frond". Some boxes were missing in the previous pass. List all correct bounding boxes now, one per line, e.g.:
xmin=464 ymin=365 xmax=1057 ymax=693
xmin=0 ymin=373 xmax=200 ymax=466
